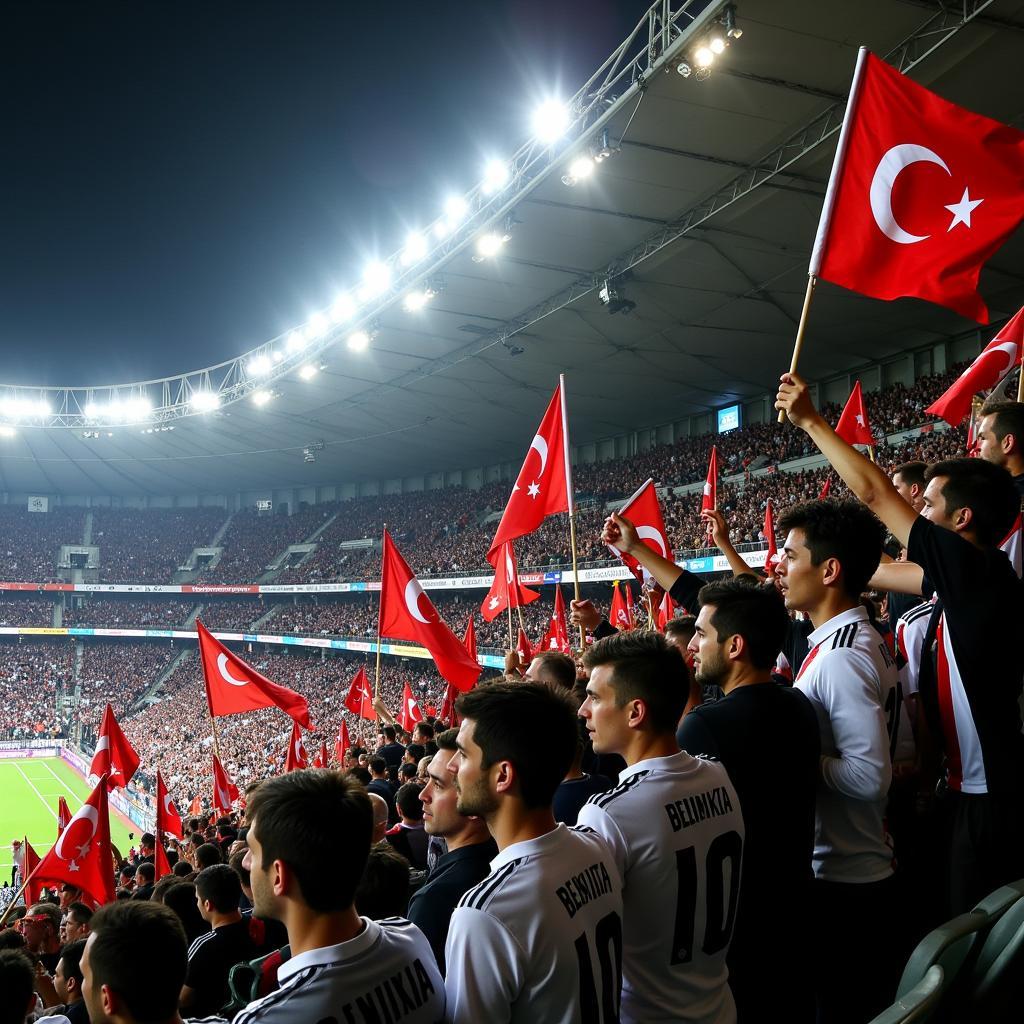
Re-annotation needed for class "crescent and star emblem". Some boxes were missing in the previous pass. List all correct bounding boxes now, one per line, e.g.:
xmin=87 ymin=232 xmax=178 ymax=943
xmin=217 ymin=653 xmax=250 ymax=687
xmin=163 ymin=793 xmax=176 ymax=816
xmin=869 ymin=144 xmax=983 ymax=245
xmin=404 ymin=578 xmax=436 ymax=624
xmin=55 ymin=806 xmax=99 ymax=866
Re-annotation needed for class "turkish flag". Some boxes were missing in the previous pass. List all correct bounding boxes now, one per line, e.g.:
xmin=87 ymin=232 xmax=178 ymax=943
xmin=284 ymin=721 xmax=308 ymax=773
xmin=212 ymin=754 xmax=239 ymax=814
xmin=763 ymin=500 xmax=779 ymax=567
xmin=835 ymin=381 xmax=875 ymax=446
xmin=153 ymin=836 xmax=173 ymax=881
xmin=657 ymin=590 xmax=677 ymax=630
xmin=156 ymin=771 xmax=183 ymax=840
xmin=343 ymin=666 xmax=376 ymax=721
xmin=515 ymin=626 xmax=534 ymax=667
xmin=57 ymin=797 xmax=71 ymax=839
xmin=488 ymin=382 xmax=571 ymax=559
xmin=818 ymin=475 xmax=833 ymax=501
xmin=197 ymin=620 xmax=313 ymax=728
xmin=481 ymin=542 xmax=540 ymax=622
xmin=312 ymin=741 xmax=329 ymax=768
xmin=334 ymin=719 xmax=351 ymax=764
xmin=379 ymin=530 xmax=482 ymax=692
xmin=702 ymin=447 xmax=718 ymax=514
xmin=440 ymin=681 xmax=459 ymax=724
xmin=926 ymin=307 xmax=1024 ymax=424
xmin=32 ymin=776 xmax=115 ymax=907
xmin=23 ymin=838 xmax=42 ymax=906
xmin=540 ymin=585 xmax=571 ymax=654
xmin=463 ymin=614 xmax=477 ymax=664
xmin=609 ymin=581 xmax=633 ymax=631
xmin=89 ymin=703 xmax=140 ymax=790
xmin=399 ymin=683 xmax=424 ymax=732
xmin=608 ymin=479 xmax=673 ymax=581
xmin=811 ymin=50 xmax=1024 ymax=323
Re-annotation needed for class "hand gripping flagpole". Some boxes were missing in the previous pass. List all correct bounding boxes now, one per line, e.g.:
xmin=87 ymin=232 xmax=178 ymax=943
xmin=559 ymin=374 xmax=586 ymax=650
xmin=779 ymin=47 xmax=868 ymax=423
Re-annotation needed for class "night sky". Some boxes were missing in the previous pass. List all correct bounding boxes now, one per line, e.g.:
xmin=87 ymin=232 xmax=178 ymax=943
xmin=0 ymin=1 xmax=651 ymax=387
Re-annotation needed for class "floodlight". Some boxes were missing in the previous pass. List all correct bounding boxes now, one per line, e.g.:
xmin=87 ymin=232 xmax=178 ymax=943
xmin=84 ymin=402 xmax=101 ymax=418
xmin=474 ymin=232 xmax=506 ymax=259
xmin=694 ymin=46 xmax=715 ymax=68
xmin=360 ymin=260 xmax=391 ymax=299
xmin=347 ymin=330 xmax=371 ymax=353
xmin=286 ymin=330 xmax=306 ymax=353
xmin=562 ymin=154 xmax=595 ymax=186
xmin=307 ymin=312 xmax=328 ymax=337
xmin=709 ymin=35 xmax=726 ymax=54
xmin=252 ymin=390 xmax=273 ymax=406
xmin=402 ymin=288 xmax=434 ymax=313
xmin=248 ymin=354 xmax=273 ymax=376
xmin=331 ymin=292 xmax=356 ymax=322
xmin=723 ymin=4 xmax=742 ymax=38
xmin=444 ymin=196 xmax=468 ymax=223
xmin=532 ymin=99 xmax=570 ymax=143
xmin=401 ymin=232 xmax=429 ymax=266
xmin=298 ymin=363 xmax=320 ymax=379
xmin=482 ymin=159 xmax=510 ymax=194
xmin=0 ymin=426 xmax=15 ymax=438
xmin=676 ymin=61 xmax=692 ymax=78
xmin=190 ymin=391 xmax=220 ymax=412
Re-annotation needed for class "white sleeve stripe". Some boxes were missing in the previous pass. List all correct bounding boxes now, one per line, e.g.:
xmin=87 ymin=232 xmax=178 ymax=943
xmin=459 ymin=859 xmax=521 ymax=911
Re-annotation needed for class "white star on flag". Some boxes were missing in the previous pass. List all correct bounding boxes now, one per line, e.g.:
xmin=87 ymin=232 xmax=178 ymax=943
xmin=945 ymin=187 xmax=983 ymax=230
xmin=488 ymin=597 xmax=500 ymax=610
xmin=855 ymin=414 xmax=865 ymax=426
xmin=69 ymin=860 xmax=80 ymax=872
xmin=703 ymin=482 xmax=711 ymax=496
xmin=527 ymin=481 xmax=541 ymax=499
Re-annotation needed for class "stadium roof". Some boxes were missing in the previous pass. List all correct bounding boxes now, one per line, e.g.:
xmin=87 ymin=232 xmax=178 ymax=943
xmin=3 ymin=0 xmax=1024 ymax=498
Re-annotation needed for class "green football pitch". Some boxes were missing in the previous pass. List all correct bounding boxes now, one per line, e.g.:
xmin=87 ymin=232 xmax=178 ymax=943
xmin=0 ymin=758 xmax=135 ymax=877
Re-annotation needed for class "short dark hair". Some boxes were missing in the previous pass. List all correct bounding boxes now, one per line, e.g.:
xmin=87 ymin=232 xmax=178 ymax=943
xmin=926 ymin=458 xmax=1020 ymax=548
xmin=435 ymin=728 xmax=459 ymax=753
xmin=354 ymin=844 xmax=410 ymax=921
xmin=696 ymin=580 xmax=790 ymax=670
xmin=87 ymin=901 xmax=187 ymax=1019
xmin=413 ymin=721 xmax=434 ymax=740
xmin=229 ymin=847 xmax=250 ymax=890
xmin=981 ymin=398 xmax=1024 ymax=450
xmin=663 ymin=615 xmax=697 ymax=645
xmin=139 ymin=832 xmax=155 ymax=850
xmin=405 ymin=743 xmax=425 ymax=762
xmin=195 ymin=863 xmax=241 ymax=913
xmin=135 ymin=861 xmax=155 ymax=884
xmin=348 ymin=766 xmax=372 ymax=786
xmin=777 ymin=499 xmax=885 ymax=599
xmin=530 ymin=650 xmax=576 ymax=690
xmin=246 ymin=770 xmax=372 ymax=913
xmin=398 ymin=763 xmax=417 ymax=781
xmin=66 ymin=901 xmax=93 ymax=926
xmin=369 ymin=756 xmax=387 ymax=775
xmin=383 ymin=725 xmax=397 ymax=742
xmin=583 ymin=631 xmax=689 ymax=733
xmin=172 ymin=860 xmax=194 ymax=878
xmin=893 ymin=461 xmax=927 ymax=490
xmin=0 ymin=928 xmax=26 ymax=951
xmin=396 ymin=781 xmax=424 ymax=821
xmin=195 ymin=843 xmax=223 ymax=870
xmin=59 ymin=937 xmax=86 ymax=985
xmin=0 ymin=950 xmax=34 ymax=1024
xmin=455 ymin=681 xmax=578 ymax=809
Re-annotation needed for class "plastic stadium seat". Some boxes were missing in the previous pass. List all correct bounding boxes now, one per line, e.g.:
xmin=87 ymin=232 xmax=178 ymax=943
xmin=868 ymin=965 xmax=943 ymax=1024
xmin=970 ymin=880 xmax=1024 ymax=922
xmin=966 ymin=893 xmax=1024 ymax=1017
xmin=896 ymin=911 xmax=988 ymax=1004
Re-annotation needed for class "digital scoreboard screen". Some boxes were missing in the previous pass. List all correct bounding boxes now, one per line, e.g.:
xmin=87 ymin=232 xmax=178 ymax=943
xmin=717 ymin=404 xmax=740 ymax=433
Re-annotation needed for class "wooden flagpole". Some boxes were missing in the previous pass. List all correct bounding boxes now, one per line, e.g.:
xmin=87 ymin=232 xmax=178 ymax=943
xmin=507 ymin=605 xmax=514 ymax=650
xmin=515 ymin=602 xmax=527 ymax=638
xmin=559 ymin=373 xmax=586 ymax=650
xmin=0 ymin=858 xmax=45 ymax=926
xmin=777 ymin=275 xmax=818 ymax=423
xmin=210 ymin=714 xmax=221 ymax=761
xmin=1017 ymin=366 xmax=1024 ymax=402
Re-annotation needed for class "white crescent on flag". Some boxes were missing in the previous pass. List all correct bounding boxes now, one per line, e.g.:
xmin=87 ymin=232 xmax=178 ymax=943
xmin=404 ymin=578 xmax=435 ymax=624
xmin=217 ymin=653 xmax=250 ymax=687
xmin=869 ymin=144 xmax=950 ymax=245
xmin=636 ymin=525 xmax=668 ymax=558
xmin=163 ymin=793 xmax=176 ymax=817
xmin=55 ymin=806 xmax=98 ymax=862
xmin=529 ymin=434 xmax=549 ymax=475
xmin=504 ymin=546 xmax=515 ymax=585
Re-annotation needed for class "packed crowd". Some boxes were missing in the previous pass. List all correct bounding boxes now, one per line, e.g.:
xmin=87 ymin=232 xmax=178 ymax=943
xmin=76 ymin=642 xmax=178 ymax=727
xmin=0 ymin=597 xmax=54 ymax=628
xmin=63 ymin=598 xmax=195 ymax=629
xmin=93 ymin=507 xmax=228 ymax=583
xmin=0 ymin=506 xmax=84 ymax=582
xmin=0 ymin=640 xmax=76 ymax=740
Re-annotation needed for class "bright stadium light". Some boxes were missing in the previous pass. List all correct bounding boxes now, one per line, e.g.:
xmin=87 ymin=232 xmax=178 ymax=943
xmin=444 ymin=196 xmax=468 ymax=224
xmin=298 ymin=363 xmax=320 ymax=380
xmin=694 ymin=45 xmax=715 ymax=68
xmin=252 ymin=390 xmax=273 ymax=406
xmin=0 ymin=397 xmax=49 ymax=420
xmin=402 ymin=287 xmax=435 ymax=313
xmin=248 ymin=354 xmax=273 ymax=377
xmin=286 ymin=330 xmax=306 ymax=354
xmin=331 ymin=292 xmax=356 ymax=323
xmin=561 ymin=154 xmax=595 ymax=186
xmin=474 ymin=231 xmax=507 ymax=260
xmin=531 ymin=99 xmax=570 ymax=143
xmin=482 ymin=159 xmax=510 ymax=194
xmin=0 ymin=426 xmax=16 ymax=438
xmin=347 ymin=330 xmax=371 ymax=353
xmin=709 ymin=34 xmax=726 ymax=54
xmin=307 ymin=312 xmax=328 ymax=338
xmin=359 ymin=260 xmax=391 ymax=300
xmin=190 ymin=391 xmax=220 ymax=412
xmin=400 ymin=232 xmax=429 ymax=266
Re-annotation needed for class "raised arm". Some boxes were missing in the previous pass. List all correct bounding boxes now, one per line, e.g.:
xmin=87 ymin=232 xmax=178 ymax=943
xmin=701 ymin=508 xmax=762 ymax=580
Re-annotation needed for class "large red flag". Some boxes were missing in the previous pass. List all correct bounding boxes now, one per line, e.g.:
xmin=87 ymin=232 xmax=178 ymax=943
xmin=156 ymin=771 xmax=183 ymax=840
xmin=343 ymin=666 xmax=376 ymax=721
xmin=284 ymin=721 xmax=308 ymax=773
xmin=212 ymin=754 xmax=239 ymax=815
xmin=463 ymin=615 xmax=477 ymax=664
xmin=23 ymin=838 xmax=42 ymax=906
xmin=399 ymin=683 xmax=424 ymax=733
xmin=89 ymin=704 xmax=140 ymax=790
xmin=811 ymin=50 xmax=1024 ymax=323
xmin=608 ymin=479 xmax=673 ymax=581
xmin=515 ymin=626 xmax=534 ymax=667
xmin=763 ymin=500 xmax=779 ymax=568
xmin=153 ymin=836 xmax=173 ymax=881
xmin=334 ymin=719 xmax=351 ymax=764
xmin=197 ymin=620 xmax=313 ymax=728
xmin=488 ymin=381 xmax=572 ymax=558
xmin=440 ymin=681 xmax=459 ymax=724
xmin=926 ymin=308 xmax=1024 ymax=425
xmin=835 ymin=381 xmax=875 ymax=446
xmin=818 ymin=475 xmax=833 ymax=501
xmin=32 ymin=776 xmax=115 ymax=907
xmin=701 ymin=447 xmax=718 ymax=515
xmin=540 ymin=586 xmax=571 ymax=654
xmin=657 ymin=590 xmax=677 ymax=630
xmin=57 ymin=797 xmax=71 ymax=839
xmin=378 ymin=530 xmax=482 ymax=692
xmin=609 ymin=581 xmax=632 ymax=631
xmin=312 ymin=741 xmax=329 ymax=768
xmin=481 ymin=542 xmax=540 ymax=622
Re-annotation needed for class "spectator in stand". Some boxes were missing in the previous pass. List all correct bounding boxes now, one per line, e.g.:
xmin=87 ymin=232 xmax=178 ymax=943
xmin=384 ymin=781 xmax=429 ymax=870
xmin=0 ymin=949 xmax=36 ymax=1024
xmin=367 ymin=757 xmax=397 ymax=825
xmin=23 ymin=904 xmax=63 ymax=973
xmin=37 ymin=938 xmax=88 ymax=1024
xmin=237 ymin=769 xmax=445 ymax=1022
xmin=63 ymin=903 xmax=93 ymax=944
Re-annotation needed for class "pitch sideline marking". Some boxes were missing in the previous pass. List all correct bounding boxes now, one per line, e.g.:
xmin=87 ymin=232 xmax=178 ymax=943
xmin=10 ymin=761 xmax=58 ymax=821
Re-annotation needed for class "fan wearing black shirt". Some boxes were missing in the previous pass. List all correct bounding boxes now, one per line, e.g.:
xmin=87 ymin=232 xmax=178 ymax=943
xmin=678 ymin=578 xmax=820 ymax=1023
xmin=778 ymin=372 xmax=1024 ymax=915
